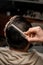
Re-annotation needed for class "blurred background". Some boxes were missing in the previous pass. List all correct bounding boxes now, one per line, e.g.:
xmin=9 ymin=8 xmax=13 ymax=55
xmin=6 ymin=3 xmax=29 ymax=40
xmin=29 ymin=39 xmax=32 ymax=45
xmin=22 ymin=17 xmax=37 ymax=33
xmin=0 ymin=0 xmax=43 ymax=52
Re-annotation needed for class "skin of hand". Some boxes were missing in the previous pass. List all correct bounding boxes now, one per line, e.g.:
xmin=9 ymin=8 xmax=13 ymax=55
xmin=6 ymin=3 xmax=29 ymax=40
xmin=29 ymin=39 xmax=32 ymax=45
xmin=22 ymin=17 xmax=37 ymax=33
xmin=24 ymin=26 xmax=43 ymax=42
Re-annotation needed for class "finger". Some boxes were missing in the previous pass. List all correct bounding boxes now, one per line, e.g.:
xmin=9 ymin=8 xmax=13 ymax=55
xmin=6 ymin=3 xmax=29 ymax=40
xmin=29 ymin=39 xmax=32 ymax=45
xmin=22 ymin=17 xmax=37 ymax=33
xmin=24 ymin=26 xmax=40 ymax=35
xmin=24 ymin=29 xmax=36 ymax=35
xmin=28 ymin=27 xmax=40 ymax=33
xmin=24 ymin=32 xmax=29 ymax=35
xmin=26 ymin=36 xmax=39 ymax=42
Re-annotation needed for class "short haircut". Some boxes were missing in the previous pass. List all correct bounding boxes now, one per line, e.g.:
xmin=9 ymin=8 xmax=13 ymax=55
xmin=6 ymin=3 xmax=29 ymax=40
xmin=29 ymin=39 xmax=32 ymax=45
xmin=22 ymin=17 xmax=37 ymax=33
xmin=4 ymin=16 xmax=32 ymax=50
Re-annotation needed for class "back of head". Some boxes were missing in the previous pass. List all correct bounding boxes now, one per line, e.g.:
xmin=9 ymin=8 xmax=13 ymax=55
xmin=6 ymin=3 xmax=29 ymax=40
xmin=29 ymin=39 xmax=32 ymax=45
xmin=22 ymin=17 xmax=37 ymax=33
xmin=4 ymin=16 xmax=32 ymax=51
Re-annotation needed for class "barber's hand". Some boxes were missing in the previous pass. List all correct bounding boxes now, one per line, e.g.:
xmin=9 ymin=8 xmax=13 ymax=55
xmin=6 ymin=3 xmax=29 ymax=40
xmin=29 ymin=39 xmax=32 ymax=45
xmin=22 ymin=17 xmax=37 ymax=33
xmin=24 ymin=26 xmax=43 ymax=42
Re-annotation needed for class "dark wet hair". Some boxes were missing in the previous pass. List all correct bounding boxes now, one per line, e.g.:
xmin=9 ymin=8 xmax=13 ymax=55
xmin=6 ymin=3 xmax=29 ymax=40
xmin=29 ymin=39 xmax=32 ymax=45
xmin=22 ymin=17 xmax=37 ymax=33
xmin=5 ymin=16 xmax=32 ymax=50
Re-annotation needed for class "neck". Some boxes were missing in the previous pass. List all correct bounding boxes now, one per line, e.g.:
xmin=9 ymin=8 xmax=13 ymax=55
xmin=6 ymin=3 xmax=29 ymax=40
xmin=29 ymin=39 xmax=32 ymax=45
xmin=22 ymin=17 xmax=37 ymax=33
xmin=10 ymin=47 xmax=28 ymax=52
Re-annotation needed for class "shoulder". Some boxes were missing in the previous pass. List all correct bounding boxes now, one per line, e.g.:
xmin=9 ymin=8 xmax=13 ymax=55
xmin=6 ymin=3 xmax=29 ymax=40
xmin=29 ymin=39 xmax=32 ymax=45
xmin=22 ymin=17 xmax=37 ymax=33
xmin=32 ymin=49 xmax=43 ymax=59
xmin=0 ymin=47 xmax=10 ymax=52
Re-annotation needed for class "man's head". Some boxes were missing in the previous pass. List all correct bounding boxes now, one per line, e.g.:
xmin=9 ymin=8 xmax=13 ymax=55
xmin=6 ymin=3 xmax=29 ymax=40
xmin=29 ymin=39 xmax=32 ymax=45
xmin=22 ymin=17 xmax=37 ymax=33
xmin=4 ymin=16 xmax=32 ymax=51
